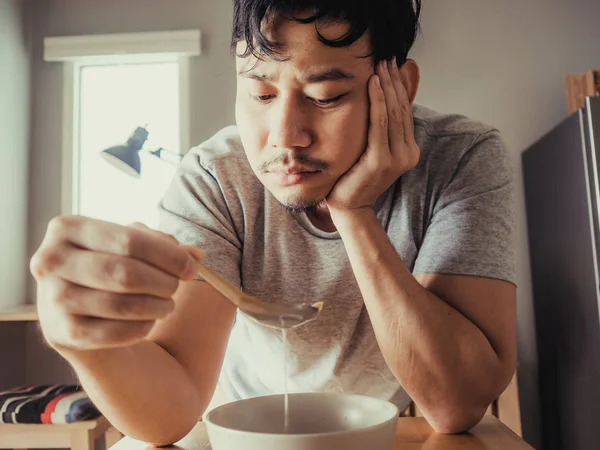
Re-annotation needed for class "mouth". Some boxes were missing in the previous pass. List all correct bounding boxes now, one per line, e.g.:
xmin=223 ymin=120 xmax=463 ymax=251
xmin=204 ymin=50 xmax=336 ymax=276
xmin=266 ymin=166 xmax=321 ymax=186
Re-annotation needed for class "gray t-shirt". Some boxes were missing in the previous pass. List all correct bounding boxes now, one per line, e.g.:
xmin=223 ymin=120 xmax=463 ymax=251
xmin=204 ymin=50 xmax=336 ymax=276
xmin=157 ymin=104 xmax=515 ymax=411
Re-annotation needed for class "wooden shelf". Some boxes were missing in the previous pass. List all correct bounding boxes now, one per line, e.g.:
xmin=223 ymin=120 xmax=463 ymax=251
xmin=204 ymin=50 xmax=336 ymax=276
xmin=0 ymin=416 xmax=123 ymax=449
xmin=0 ymin=304 xmax=38 ymax=322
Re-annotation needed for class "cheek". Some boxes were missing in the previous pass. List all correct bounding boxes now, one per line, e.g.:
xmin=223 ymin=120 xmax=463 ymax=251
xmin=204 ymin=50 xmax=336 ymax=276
xmin=323 ymin=100 xmax=369 ymax=171
xmin=235 ymin=97 xmax=266 ymax=164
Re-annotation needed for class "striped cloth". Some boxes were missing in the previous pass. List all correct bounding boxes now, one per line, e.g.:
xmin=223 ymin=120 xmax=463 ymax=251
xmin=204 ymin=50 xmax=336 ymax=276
xmin=0 ymin=385 xmax=101 ymax=424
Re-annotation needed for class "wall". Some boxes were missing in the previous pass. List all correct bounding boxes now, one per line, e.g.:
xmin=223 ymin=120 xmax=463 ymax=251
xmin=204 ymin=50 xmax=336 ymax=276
xmin=0 ymin=0 xmax=32 ymax=389
xmin=25 ymin=0 xmax=236 ymax=384
xmin=0 ymin=323 xmax=25 ymax=390
xmin=411 ymin=0 xmax=600 ymax=448
xmin=0 ymin=0 xmax=31 ymax=309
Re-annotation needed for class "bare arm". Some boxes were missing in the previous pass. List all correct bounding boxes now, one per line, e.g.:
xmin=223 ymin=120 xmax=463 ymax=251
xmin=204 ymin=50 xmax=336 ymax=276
xmin=332 ymin=209 xmax=517 ymax=434
xmin=59 ymin=281 xmax=235 ymax=446
xmin=31 ymin=217 xmax=236 ymax=446
xmin=324 ymin=59 xmax=516 ymax=433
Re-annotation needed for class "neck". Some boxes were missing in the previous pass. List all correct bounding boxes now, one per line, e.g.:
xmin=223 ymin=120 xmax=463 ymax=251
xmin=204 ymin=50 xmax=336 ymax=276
xmin=307 ymin=204 xmax=336 ymax=232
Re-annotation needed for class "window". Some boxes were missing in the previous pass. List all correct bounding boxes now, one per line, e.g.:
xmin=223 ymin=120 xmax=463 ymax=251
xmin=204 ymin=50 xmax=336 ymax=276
xmin=77 ymin=61 xmax=180 ymax=226
xmin=44 ymin=30 xmax=200 ymax=228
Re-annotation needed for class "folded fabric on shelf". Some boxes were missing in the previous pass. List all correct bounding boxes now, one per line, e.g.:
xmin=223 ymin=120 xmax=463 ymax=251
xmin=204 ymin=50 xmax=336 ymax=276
xmin=0 ymin=385 xmax=101 ymax=424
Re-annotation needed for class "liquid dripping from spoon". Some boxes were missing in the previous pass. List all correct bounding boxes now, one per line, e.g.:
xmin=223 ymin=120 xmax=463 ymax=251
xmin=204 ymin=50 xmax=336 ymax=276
xmin=283 ymin=326 xmax=289 ymax=434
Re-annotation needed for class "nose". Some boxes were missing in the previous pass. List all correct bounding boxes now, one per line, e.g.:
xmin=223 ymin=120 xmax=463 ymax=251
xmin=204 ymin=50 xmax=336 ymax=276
xmin=267 ymin=94 xmax=312 ymax=150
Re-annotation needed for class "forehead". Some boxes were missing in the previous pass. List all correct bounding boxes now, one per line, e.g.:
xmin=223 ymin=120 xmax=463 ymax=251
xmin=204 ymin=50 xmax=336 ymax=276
xmin=235 ymin=17 xmax=373 ymax=76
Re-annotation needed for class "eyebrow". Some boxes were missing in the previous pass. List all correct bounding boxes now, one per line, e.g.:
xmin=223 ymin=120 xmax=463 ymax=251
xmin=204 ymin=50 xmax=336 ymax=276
xmin=238 ymin=67 xmax=356 ymax=83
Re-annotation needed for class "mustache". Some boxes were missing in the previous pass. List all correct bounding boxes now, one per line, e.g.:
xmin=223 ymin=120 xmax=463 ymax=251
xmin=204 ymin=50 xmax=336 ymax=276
xmin=257 ymin=153 xmax=330 ymax=173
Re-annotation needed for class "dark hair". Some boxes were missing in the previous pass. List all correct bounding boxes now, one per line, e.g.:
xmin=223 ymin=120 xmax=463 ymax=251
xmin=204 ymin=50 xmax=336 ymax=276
xmin=231 ymin=0 xmax=421 ymax=65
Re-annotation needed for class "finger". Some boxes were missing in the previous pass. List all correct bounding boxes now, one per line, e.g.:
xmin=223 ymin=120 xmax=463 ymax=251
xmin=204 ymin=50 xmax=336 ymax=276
xmin=180 ymin=245 xmax=204 ymax=263
xmin=67 ymin=316 xmax=155 ymax=350
xmin=41 ymin=245 xmax=181 ymax=297
xmin=128 ymin=224 xmax=204 ymax=277
xmin=390 ymin=57 xmax=416 ymax=146
xmin=376 ymin=59 xmax=403 ymax=151
xmin=128 ymin=222 xmax=178 ymax=245
xmin=43 ymin=216 xmax=196 ymax=281
xmin=368 ymin=72 xmax=389 ymax=149
xmin=52 ymin=278 xmax=174 ymax=321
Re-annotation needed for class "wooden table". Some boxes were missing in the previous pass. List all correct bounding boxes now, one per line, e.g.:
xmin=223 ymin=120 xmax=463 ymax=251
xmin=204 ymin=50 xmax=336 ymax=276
xmin=110 ymin=415 xmax=533 ymax=450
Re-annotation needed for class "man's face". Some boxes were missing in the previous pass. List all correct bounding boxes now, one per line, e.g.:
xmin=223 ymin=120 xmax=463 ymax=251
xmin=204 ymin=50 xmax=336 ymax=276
xmin=235 ymin=18 xmax=374 ymax=212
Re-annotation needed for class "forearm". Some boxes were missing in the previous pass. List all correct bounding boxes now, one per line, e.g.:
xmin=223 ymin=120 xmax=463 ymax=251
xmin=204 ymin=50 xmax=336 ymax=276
xmin=58 ymin=340 xmax=204 ymax=446
xmin=333 ymin=210 xmax=504 ymax=431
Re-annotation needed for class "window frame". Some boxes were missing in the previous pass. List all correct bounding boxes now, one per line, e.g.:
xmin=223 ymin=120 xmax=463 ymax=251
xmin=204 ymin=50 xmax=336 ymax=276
xmin=43 ymin=30 xmax=201 ymax=215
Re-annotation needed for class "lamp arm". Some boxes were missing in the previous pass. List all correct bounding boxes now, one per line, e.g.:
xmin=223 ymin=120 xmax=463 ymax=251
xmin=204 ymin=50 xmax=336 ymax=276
xmin=146 ymin=147 xmax=183 ymax=164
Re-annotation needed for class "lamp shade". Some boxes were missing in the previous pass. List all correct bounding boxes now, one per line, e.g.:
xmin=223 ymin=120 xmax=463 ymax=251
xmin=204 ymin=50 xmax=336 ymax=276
xmin=100 ymin=145 xmax=141 ymax=178
xmin=100 ymin=127 xmax=149 ymax=178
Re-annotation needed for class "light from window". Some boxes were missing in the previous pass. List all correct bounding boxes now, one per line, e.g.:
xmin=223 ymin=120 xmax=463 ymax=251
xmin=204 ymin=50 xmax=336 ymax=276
xmin=77 ymin=62 xmax=180 ymax=228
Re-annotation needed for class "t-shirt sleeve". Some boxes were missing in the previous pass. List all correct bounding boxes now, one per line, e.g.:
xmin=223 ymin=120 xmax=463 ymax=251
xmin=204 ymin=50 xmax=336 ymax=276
xmin=156 ymin=150 xmax=242 ymax=288
xmin=412 ymin=131 xmax=516 ymax=284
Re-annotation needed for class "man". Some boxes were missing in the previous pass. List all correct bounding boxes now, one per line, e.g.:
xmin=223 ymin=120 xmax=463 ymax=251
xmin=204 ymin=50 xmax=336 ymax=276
xmin=30 ymin=0 xmax=517 ymax=446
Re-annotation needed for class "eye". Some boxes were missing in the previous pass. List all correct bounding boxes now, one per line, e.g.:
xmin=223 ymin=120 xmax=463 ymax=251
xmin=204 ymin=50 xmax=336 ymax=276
xmin=251 ymin=94 xmax=275 ymax=103
xmin=309 ymin=94 xmax=347 ymax=107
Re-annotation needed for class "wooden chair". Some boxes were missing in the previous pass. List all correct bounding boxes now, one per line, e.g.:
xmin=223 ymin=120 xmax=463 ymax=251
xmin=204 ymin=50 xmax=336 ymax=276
xmin=402 ymin=372 xmax=522 ymax=436
xmin=0 ymin=416 xmax=123 ymax=450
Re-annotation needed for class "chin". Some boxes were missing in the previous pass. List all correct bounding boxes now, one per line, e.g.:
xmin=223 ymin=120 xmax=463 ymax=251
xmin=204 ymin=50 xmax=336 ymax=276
xmin=271 ymin=189 xmax=327 ymax=215
xmin=279 ymin=197 xmax=327 ymax=214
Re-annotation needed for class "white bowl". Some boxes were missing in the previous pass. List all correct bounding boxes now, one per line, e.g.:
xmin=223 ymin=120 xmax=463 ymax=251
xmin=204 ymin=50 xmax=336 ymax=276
xmin=204 ymin=392 xmax=399 ymax=450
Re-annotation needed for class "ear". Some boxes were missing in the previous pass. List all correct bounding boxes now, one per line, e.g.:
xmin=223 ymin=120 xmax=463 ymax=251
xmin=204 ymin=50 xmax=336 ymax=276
xmin=399 ymin=59 xmax=420 ymax=104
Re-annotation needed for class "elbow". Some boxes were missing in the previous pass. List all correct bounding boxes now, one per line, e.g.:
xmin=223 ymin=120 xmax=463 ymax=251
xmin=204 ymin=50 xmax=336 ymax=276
xmin=430 ymin=357 xmax=517 ymax=434
xmin=145 ymin=423 xmax=196 ymax=448
xmin=139 ymin=409 xmax=202 ymax=447
xmin=423 ymin=396 xmax=488 ymax=435
xmin=148 ymin=440 xmax=179 ymax=448
xmin=146 ymin=389 xmax=209 ymax=446
xmin=428 ymin=407 xmax=486 ymax=434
